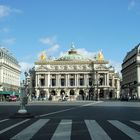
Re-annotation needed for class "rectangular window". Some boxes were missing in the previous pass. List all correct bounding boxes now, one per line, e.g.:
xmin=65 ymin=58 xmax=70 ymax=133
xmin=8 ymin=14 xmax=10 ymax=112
xmin=89 ymin=78 xmax=92 ymax=86
xmin=61 ymin=78 xmax=65 ymax=86
xmin=115 ymin=80 xmax=117 ymax=87
xmin=109 ymin=79 xmax=112 ymax=86
xmin=70 ymin=78 xmax=75 ymax=86
xmin=52 ymin=79 xmax=56 ymax=86
xmin=80 ymin=78 xmax=84 ymax=86
xmin=40 ymin=79 xmax=45 ymax=86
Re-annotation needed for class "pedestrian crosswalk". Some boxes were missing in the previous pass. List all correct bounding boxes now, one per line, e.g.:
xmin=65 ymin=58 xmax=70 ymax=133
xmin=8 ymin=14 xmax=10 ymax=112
xmin=0 ymin=118 xmax=140 ymax=140
xmin=85 ymin=120 xmax=111 ymax=140
xmin=51 ymin=120 xmax=72 ymax=140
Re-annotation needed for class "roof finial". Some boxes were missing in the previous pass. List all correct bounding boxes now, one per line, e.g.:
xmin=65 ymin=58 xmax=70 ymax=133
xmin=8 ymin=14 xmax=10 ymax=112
xmin=71 ymin=42 xmax=75 ymax=50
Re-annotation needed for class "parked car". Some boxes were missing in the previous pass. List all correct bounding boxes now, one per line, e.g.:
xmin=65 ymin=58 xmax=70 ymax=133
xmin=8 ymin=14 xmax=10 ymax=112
xmin=8 ymin=95 xmax=17 ymax=102
xmin=120 ymin=95 xmax=129 ymax=101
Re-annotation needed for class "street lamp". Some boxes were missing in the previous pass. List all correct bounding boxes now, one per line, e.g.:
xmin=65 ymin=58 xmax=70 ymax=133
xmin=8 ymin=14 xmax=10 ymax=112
xmin=17 ymin=80 xmax=28 ymax=114
xmin=17 ymin=71 xmax=29 ymax=114
xmin=86 ymin=85 xmax=89 ymax=100
xmin=29 ymin=68 xmax=34 ymax=101
xmin=95 ymin=71 xmax=99 ymax=101
xmin=10 ymin=72 xmax=34 ymax=118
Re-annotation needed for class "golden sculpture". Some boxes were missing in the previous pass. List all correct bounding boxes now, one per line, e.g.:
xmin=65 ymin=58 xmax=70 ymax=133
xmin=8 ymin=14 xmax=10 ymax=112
xmin=97 ymin=51 xmax=104 ymax=61
xmin=40 ymin=52 xmax=46 ymax=61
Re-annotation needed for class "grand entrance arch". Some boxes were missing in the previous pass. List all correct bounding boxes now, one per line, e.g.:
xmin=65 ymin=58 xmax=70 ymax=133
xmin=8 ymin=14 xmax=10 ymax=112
xmin=39 ymin=90 xmax=46 ymax=100
xmin=70 ymin=89 xmax=75 ymax=95
xmin=51 ymin=90 xmax=56 ymax=96
xmin=88 ymin=88 xmax=94 ymax=100
xmin=60 ymin=89 xmax=65 ymax=101
xmin=79 ymin=89 xmax=85 ymax=100
xmin=48 ymin=90 xmax=56 ymax=100
xmin=99 ymin=89 xmax=104 ymax=98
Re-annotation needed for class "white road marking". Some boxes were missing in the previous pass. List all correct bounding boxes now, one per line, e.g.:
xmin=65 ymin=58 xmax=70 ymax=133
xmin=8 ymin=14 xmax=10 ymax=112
xmin=0 ymin=119 xmax=9 ymax=123
xmin=51 ymin=120 xmax=72 ymax=140
xmin=0 ymin=119 xmax=30 ymax=134
xmin=11 ymin=119 xmax=49 ymax=140
xmin=37 ymin=101 xmax=103 ymax=118
xmin=39 ymin=107 xmax=77 ymax=117
xmin=82 ymin=101 xmax=103 ymax=107
xmin=108 ymin=120 xmax=140 ymax=140
xmin=85 ymin=120 xmax=111 ymax=140
xmin=131 ymin=121 xmax=140 ymax=126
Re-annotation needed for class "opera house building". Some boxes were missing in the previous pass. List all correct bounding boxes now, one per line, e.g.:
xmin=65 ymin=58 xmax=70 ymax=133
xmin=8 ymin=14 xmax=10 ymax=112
xmin=29 ymin=44 xmax=120 ymax=101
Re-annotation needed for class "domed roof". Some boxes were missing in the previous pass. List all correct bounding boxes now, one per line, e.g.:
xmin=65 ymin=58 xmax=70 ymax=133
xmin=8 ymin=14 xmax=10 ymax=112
xmin=57 ymin=44 xmax=90 ymax=61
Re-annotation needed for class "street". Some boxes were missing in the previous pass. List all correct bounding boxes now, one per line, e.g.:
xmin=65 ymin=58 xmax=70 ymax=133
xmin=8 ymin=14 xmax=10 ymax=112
xmin=0 ymin=101 xmax=140 ymax=140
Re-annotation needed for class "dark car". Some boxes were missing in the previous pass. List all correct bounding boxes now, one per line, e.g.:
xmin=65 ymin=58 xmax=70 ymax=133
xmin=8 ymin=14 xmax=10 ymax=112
xmin=120 ymin=95 xmax=129 ymax=101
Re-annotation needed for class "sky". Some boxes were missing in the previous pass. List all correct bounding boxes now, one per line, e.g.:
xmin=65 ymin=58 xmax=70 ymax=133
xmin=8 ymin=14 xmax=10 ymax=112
xmin=0 ymin=0 xmax=140 ymax=79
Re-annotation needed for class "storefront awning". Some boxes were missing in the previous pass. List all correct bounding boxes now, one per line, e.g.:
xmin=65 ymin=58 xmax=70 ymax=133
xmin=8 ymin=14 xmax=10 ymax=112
xmin=0 ymin=91 xmax=20 ymax=95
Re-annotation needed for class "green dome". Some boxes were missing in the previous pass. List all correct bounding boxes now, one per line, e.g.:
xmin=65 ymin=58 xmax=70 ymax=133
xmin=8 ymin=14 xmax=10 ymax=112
xmin=57 ymin=46 xmax=89 ymax=61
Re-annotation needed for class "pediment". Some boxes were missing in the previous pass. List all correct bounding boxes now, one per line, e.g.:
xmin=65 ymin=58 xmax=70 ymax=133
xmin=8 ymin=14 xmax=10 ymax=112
xmin=95 ymin=64 xmax=108 ymax=70
xmin=36 ymin=65 xmax=48 ymax=71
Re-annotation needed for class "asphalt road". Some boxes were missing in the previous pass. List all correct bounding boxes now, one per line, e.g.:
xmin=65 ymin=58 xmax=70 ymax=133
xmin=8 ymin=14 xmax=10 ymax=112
xmin=0 ymin=101 xmax=140 ymax=140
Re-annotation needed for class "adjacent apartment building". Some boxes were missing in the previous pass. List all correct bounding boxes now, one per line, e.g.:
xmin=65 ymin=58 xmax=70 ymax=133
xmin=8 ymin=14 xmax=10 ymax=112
xmin=0 ymin=47 xmax=21 ymax=101
xmin=121 ymin=43 xmax=140 ymax=99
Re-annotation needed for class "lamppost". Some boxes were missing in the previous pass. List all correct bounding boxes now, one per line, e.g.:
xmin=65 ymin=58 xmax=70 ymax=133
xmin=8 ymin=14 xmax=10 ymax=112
xmin=17 ymin=80 xmax=28 ymax=114
xmin=95 ymin=71 xmax=99 ymax=101
xmin=86 ymin=85 xmax=89 ymax=100
xmin=10 ymin=72 xmax=34 ymax=118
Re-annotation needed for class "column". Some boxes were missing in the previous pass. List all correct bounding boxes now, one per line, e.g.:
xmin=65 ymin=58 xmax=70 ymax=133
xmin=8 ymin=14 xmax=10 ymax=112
xmin=84 ymin=74 xmax=87 ymax=86
xmin=107 ymin=73 xmax=109 ymax=87
xmin=48 ymin=73 xmax=50 ymax=87
xmin=36 ymin=74 xmax=39 ymax=87
xmin=104 ymin=73 xmax=107 ymax=86
xmin=56 ymin=74 xmax=59 ymax=87
xmin=66 ymin=74 xmax=68 ymax=87
xmin=67 ymin=74 xmax=69 ymax=87
xmin=75 ymin=74 xmax=77 ymax=86
xmin=45 ymin=74 xmax=48 ymax=87
xmin=137 ymin=86 xmax=140 ymax=99
xmin=38 ymin=74 xmax=40 ymax=86
xmin=74 ymin=74 xmax=76 ymax=86
xmin=35 ymin=74 xmax=37 ymax=87
xmin=106 ymin=73 xmax=108 ymax=86
xmin=112 ymin=75 xmax=114 ymax=88
xmin=77 ymin=74 xmax=79 ymax=87
xmin=116 ymin=79 xmax=120 ymax=99
xmin=36 ymin=89 xmax=40 ymax=99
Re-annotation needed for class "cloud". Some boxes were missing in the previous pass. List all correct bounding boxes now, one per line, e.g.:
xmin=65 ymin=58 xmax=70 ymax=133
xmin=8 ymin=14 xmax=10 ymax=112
xmin=0 ymin=27 xmax=9 ymax=33
xmin=1 ymin=38 xmax=16 ymax=45
xmin=109 ymin=60 xmax=122 ymax=73
xmin=0 ymin=5 xmax=22 ymax=19
xmin=128 ymin=0 xmax=136 ymax=10
xmin=19 ymin=62 xmax=34 ymax=80
xmin=19 ymin=62 xmax=33 ymax=73
xmin=47 ymin=44 xmax=59 ymax=55
xmin=39 ymin=36 xmax=60 ymax=56
xmin=0 ymin=5 xmax=11 ymax=18
xmin=77 ymin=48 xmax=97 ymax=59
xmin=39 ymin=37 xmax=54 ymax=46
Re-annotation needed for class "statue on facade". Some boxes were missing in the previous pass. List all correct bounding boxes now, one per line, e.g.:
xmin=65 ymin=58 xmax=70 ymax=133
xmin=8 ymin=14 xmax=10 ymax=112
xmin=39 ymin=51 xmax=46 ymax=61
xmin=97 ymin=51 xmax=104 ymax=61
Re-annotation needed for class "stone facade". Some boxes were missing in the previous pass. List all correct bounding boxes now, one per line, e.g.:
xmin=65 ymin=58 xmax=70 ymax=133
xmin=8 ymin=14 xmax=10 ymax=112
xmin=121 ymin=43 xmax=140 ymax=99
xmin=29 ymin=45 xmax=120 ymax=101
xmin=0 ymin=47 xmax=21 ymax=100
